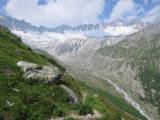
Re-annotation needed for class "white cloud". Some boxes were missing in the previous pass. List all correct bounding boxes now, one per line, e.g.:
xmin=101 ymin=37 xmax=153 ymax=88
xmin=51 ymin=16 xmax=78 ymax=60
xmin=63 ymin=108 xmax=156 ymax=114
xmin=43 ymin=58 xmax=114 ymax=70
xmin=109 ymin=0 xmax=136 ymax=21
xmin=5 ymin=0 xmax=105 ymax=27
xmin=108 ymin=0 xmax=149 ymax=22
xmin=143 ymin=5 xmax=160 ymax=22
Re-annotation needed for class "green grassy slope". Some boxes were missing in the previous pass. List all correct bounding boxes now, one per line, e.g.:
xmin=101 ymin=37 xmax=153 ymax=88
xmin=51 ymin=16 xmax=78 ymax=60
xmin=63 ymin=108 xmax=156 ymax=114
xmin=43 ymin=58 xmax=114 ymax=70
xmin=0 ymin=26 xmax=81 ymax=120
xmin=79 ymin=82 xmax=147 ymax=120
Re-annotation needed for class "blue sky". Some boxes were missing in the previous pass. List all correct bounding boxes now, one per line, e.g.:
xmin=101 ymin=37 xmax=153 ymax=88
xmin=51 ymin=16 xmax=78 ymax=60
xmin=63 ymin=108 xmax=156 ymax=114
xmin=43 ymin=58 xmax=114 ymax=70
xmin=0 ymin=0 xmax=160 ymax=27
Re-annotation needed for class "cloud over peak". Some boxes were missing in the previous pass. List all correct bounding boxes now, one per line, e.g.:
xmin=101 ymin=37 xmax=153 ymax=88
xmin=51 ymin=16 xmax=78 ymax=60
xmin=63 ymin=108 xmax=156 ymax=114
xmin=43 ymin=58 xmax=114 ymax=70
xmin=109 ymin=0 xmax=136 ymax=20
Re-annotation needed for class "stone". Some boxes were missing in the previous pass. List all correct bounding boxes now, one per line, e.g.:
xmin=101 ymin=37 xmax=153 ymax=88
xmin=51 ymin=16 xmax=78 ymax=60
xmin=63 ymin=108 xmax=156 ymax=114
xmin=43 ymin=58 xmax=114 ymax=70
xmin=17 ymin=61 xmax=62 ymax=84
xmin=60 ymin=84 xmax=79 ymax=104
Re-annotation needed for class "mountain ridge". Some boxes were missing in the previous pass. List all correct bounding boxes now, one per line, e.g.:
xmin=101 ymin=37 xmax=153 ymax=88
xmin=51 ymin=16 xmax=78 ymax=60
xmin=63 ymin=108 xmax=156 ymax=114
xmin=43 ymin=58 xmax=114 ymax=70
xmin=0 ymin=14 xmax=147 ymax=37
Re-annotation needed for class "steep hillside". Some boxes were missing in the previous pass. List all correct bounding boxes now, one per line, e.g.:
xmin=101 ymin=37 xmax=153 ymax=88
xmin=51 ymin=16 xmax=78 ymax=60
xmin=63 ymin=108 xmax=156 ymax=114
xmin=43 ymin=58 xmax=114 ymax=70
xmin=0 ymin=25 xmax=147 ymax=120
xmin=0 ymin=25 xmax=82 ymax=120
xmin=98 ymin=22 xmax=160 ymax=120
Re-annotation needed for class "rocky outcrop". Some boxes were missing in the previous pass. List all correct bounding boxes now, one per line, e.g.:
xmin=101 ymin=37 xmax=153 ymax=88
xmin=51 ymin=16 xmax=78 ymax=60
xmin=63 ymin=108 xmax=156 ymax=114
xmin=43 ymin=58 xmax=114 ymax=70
xmin=17 ymin=61 xmax=80 ymax=104
xmin=60 ymin=84 xmax=79 ymax=104
xmin=17 ymin=61 xmax=62 ymax=84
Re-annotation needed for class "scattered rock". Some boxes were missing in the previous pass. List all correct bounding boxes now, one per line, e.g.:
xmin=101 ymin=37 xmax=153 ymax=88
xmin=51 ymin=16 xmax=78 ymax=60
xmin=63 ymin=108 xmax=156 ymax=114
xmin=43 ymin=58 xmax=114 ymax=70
xmin=17 ymin=61 xmax=62 ymax=84
xmin=6 ymin=101 xmax=14 ymax=107
xmin=12 ymin=88 xmax=20 ymax=92
xmin=15 ymin=50 xmax=24 ymax=55
xmin=151 ymin=89 xmax=156 ymax=94
xmin=60 ymin=84 xmax=79 ymax=104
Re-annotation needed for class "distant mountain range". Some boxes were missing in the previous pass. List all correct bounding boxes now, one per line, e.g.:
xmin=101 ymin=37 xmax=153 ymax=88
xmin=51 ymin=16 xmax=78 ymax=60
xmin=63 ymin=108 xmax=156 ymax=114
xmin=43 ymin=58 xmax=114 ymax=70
xmin=0 ymin=14 xmax=147 ymax=37
xmin=0 ymin=14 xmax=150 ymax=58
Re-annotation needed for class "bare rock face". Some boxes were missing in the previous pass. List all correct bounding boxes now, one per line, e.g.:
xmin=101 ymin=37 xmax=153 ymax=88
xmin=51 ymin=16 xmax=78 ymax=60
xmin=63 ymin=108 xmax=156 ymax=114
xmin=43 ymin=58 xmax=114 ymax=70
xmin=17 ymin=61 xmax=62 ymax=84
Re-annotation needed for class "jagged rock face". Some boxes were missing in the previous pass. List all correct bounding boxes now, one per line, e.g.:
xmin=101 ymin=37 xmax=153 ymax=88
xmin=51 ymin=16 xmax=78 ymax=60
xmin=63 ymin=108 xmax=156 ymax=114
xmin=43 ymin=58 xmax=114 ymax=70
xmin=17 ymin=61 xmax=62 ymax=84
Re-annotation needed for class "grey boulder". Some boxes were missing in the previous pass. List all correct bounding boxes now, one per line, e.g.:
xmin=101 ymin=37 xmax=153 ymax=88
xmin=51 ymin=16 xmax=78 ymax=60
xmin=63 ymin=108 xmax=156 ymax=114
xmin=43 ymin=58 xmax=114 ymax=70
xmin=17 ymin=61 xmax=62 ymax=84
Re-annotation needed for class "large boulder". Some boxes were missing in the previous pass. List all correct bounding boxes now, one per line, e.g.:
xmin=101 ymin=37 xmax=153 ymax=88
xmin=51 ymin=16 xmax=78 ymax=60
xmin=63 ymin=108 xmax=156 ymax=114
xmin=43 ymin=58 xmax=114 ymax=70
xmin=17 ymin=61 xmax=62 ymax=84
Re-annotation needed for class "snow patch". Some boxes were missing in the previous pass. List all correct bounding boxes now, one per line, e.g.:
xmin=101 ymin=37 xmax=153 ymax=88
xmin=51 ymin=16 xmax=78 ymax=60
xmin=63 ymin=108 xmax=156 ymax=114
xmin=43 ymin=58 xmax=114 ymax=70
xmin=103 ymin=25 xmax=138 ymax=36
